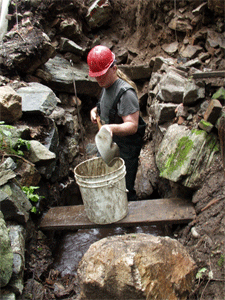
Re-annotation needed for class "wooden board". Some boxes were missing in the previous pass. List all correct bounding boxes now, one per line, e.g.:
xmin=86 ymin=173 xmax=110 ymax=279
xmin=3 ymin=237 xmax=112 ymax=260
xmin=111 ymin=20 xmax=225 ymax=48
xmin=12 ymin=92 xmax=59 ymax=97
xmin=39 ymin=198 xmax=196 ymax=231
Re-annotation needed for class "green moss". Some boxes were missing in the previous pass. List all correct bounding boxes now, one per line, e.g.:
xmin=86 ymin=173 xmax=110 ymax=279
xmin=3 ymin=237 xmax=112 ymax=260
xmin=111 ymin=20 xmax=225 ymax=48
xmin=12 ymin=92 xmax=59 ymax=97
xmin=212 ymin=87 xmax=225 ymax=100
xmin=191 ymin=129 xmax=205 ymax=135
xmin=159 ymin=136 xmax=193 ymax=177
xmin=200 ymin=120 xmax=212 ymax=127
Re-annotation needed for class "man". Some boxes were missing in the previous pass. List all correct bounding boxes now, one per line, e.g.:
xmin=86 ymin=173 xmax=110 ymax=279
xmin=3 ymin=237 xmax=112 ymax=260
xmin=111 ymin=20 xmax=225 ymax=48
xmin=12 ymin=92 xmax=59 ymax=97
xmin=88 ymin=45 xmax=146 ymax=201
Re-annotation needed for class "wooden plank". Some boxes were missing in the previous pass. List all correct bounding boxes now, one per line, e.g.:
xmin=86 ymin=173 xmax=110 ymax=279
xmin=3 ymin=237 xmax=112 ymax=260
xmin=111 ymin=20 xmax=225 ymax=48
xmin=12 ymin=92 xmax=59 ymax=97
xmin=192 ymin=70 xmax=225 ymax=79
xmin=39 ymin=198 xmax=196 ymax=231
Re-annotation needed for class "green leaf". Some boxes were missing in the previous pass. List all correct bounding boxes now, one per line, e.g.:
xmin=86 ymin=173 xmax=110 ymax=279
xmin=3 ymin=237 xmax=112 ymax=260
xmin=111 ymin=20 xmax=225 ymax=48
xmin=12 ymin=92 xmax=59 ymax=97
xmin=196 ymin=267 xmax=207 ymax=279
xmin=31 ymin=207 xmax=37 ymax=213
xmin=16 ymin=150 xmax=24 ymax=156
xmin=30 ymin=194 xmax=39 ymax=203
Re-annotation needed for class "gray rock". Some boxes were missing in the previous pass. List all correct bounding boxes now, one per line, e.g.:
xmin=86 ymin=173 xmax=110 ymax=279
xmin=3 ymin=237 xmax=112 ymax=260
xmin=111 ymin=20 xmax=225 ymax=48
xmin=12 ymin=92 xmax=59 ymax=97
xmin=17 ymin=82 xmax=58 ymax=116
xmin=1 ymin=158 xmax=17 ymax=171
xmin=198 ymin=52 xmax=211 ymax=62
xmin=59 ymin=18 xmax=82 ymax=39
xmin=59 ymin=38 xmax=84 ymax=55
xmin=0 ymin=182 xmax=32 ymax=224
xmin=168 ymin=16 xmax=193 ymax=32
xmin=183 ymin=80 xmax=205 ymax=105
xmin=0 ymin=212 xmax=13 ymax=288
xmin=64 ymin=136 xmax=79 ymax=164
xmin=86 ymin=0 xmax=112 ymax=29
xmin=0 ymin=157 xmax=17 ymax=187
xmin=0 ymin=169 xmax=16 ymax=187
xmin=116 ymin=48 xmax=129 ymax=64
xmin=8 ymin=225 xmax=25 ymax=275
xmin=158 ymin=69 xmax=186 ymax=103
xmin=183 ymin=58 xmax=202 ymax=68
xmin=206 ymin=29 xmax=224 ymax=49
xmin=162 ymin=41 xmax=179 ymax=56
xmin=180 ymin=45 xmax=203 ymax=59
xmin=7 ymin=225 xmax=26 ymax=295
xmin=43 ymin=54 xmax=100 ymax=96
xmin=152 ymin=56 xmax=174 ymax=73
xmin=148 ymin=72 xmax=163 ymax=91
xmin=28 ymin=140 xmax=56 ymax=164
xmin=63 ymin=52 xmax=81 ymax=64
xmin=44 ymin=119 xmax=59 ymax=153
xmin=135 ymin=145 xmax=159 ymax=199
xmin=149 ymin=102 xmax=177 ymax=124
xmin=118 ymin=64 xmax=152 ymax=81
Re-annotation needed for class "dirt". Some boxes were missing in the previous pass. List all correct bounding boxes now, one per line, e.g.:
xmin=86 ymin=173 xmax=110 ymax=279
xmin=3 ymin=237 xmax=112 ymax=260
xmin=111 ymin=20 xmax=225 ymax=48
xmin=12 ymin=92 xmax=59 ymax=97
xmin=8 ymin=0 xmax=225 ymax=299
xmin=177 ymin=156 xmax=225 ymax=300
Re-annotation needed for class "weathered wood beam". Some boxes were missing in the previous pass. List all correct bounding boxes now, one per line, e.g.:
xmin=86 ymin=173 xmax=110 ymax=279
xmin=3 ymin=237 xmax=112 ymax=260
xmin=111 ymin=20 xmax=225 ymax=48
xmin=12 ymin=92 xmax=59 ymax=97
xmin=39 ymin=198 xmax=196 ymax=231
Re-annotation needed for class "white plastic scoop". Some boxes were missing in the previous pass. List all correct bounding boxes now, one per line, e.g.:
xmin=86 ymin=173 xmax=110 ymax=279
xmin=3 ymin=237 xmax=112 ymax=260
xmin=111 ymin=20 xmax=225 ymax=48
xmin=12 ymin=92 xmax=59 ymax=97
xmin=95 ymin=117 xmax=120 ymax=167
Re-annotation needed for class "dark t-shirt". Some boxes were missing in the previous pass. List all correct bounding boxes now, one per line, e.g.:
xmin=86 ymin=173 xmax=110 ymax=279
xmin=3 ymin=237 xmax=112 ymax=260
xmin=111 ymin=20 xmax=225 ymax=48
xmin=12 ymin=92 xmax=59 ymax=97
xmin=99 ymin=78 xmax=139 ymax=124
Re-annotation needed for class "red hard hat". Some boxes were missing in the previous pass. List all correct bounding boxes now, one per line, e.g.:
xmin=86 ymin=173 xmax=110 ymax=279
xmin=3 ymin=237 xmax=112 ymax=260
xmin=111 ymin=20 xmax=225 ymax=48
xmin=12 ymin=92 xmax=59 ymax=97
xmin=87 ymin=45 xmax=115 ymax=77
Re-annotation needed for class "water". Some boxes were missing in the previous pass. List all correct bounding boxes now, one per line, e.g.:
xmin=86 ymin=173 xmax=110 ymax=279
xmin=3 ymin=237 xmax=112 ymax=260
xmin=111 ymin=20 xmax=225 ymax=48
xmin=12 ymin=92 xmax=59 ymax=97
xmin=53 ymin=225 xmax=166 ymax=277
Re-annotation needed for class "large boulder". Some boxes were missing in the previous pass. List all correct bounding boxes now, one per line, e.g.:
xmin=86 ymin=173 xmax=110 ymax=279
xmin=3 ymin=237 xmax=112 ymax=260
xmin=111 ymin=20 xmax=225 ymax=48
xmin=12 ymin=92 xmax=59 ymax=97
xmin=78 ymin=234 xmax=196 ymax=300
xmin=156 ymin=124 xmax=220 ymax=188
xmin=0 ymin=26 xmax=56 ymax=73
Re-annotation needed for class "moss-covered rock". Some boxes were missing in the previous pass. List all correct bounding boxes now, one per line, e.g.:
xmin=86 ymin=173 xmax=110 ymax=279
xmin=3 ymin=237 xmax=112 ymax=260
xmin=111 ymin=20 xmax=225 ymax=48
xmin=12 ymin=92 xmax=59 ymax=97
xmin=212 ymin=87 xmax=225 ymax=101
xmin=156 ymin=124 xmax=220 ymax=188
xmin=0 ymin=211 xmax=13 ymax=288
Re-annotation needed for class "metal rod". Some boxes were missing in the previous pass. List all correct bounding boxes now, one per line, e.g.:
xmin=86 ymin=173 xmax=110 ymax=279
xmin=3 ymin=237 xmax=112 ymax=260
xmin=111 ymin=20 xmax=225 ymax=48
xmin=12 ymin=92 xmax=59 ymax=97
xmin=70 ymin=60 xmax=85 ymax=157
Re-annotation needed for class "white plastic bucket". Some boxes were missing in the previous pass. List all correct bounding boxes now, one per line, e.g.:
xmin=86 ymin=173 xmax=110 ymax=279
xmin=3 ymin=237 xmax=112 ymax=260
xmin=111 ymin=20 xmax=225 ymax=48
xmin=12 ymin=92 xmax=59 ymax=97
xmin=74 ymin=157 xmax=128 ymax=224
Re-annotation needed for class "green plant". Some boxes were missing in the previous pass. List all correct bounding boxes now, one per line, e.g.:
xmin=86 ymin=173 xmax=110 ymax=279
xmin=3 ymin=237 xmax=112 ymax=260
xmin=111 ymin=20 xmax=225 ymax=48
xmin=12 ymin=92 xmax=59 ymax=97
xmin=16 ymin=138 xmax=31 ymax=156
xmin=217 ymin=255 xmax=224 ymax=267
xmin=196 ymin=267 xmax=207 ymax=280
xmin=0 ymin=122 xmax=30 ymax=156
xmin=21 ymin=186 xmax=44 ymax=214
xmin=0 ymin=122 xmax=14 ymax=150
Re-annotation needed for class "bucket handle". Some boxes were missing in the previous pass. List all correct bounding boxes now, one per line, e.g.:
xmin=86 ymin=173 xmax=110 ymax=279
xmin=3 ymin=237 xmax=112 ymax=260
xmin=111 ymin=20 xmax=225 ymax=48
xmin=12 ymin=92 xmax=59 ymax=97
xmin=108 ymin=180 xmax=128 ymax=193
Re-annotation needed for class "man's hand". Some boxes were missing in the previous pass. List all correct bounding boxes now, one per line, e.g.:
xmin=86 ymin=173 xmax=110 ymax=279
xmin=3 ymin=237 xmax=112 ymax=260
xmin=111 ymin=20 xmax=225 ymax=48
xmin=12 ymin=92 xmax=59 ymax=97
xmin=90 ymin=107 xmax=97 ymax=124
